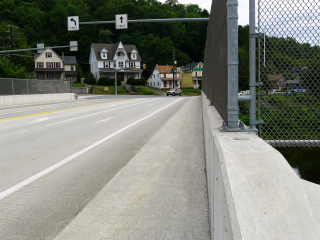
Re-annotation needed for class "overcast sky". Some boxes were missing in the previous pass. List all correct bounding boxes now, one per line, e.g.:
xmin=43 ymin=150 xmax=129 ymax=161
xmin=158 ymin=0 xmax=250 ymax=26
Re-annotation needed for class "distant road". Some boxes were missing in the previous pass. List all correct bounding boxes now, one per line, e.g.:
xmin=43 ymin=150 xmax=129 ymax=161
xmin=0 ymin=95 xmax=187 ymax=239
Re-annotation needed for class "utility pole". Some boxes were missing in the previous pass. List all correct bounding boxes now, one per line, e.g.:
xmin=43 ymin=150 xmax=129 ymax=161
xmin=172 ymin=50 xmax=175 ymax=89
xmin=10 ymin=25 xmax=13 ymax=62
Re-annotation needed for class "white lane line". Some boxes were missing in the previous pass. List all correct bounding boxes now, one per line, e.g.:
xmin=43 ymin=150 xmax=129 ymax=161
xmin=27 ymin=117 xmax=49 ymax=125
xmin=93 ymin=118 xmax=113 ymax=125
xmin=46 ymin=99 xmax=157 ymax=126
xmin=18 ymin=130 xmax=29 ymax=133
xmin=0 ymin=98 xmax=182 ymax=201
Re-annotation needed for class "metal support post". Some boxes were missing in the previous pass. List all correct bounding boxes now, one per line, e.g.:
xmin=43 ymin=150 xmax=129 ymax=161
xmin=249 ymin=0 xmax=257 ymax=130
xmin=227 ymin=0 xmax=239 ymax=129
xmin=115 ymin=71 xmax=118 ymax=95
xmin=11 ymin=79 xmax=14 ymax=95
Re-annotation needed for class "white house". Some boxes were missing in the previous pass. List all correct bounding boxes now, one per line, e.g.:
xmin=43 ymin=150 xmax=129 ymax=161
xmin=147 ymin=65 xmax=182 ymax=89
xmin=89 ymin=41 xmax=142 ymax=83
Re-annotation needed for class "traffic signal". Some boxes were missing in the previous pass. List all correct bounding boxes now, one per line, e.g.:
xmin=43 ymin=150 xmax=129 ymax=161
xmin=143 ymin=64 xmax=146 ymax=69
xmin=190 ymin=66 xmax=193 ymax=72
xmin=134 ymin=66 xmax=137 ymax=71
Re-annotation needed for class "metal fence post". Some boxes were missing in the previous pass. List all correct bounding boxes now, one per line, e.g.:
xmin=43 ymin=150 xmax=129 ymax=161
xmin=27 ymin=79 xmax=29 ymax=94
xmin=249 ymin=0 xmax=257 ymax=130
xmin=11 ymin=79 xmax=14 ymax=95
xmin=227 ymin=0 xmax=239 ymax=129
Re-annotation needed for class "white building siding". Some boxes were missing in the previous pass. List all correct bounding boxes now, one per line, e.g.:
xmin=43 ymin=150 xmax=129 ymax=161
xmin=147 ymin=69 xmax=162 ymax=89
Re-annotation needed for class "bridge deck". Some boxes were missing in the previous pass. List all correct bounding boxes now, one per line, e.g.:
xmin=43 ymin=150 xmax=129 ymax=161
xmin=55 ymin=96 xmax=211 ymax=239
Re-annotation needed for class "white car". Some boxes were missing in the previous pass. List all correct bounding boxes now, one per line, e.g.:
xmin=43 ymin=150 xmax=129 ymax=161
xmin=166 ymin=89 xmax=182 ymax=96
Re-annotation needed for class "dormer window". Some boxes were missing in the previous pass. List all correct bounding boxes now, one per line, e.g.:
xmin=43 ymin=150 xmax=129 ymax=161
xmin=46 ymin=52 xmax=52 ymax=58
xmin=100 ymin=48 xmax=108 ymax=59
xmin=131 ymin=49 xmax=137 ymax=60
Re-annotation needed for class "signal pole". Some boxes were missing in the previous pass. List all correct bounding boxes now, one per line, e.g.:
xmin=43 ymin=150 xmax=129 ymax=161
xmin=173 ymin=50 xmax=175 ymax=88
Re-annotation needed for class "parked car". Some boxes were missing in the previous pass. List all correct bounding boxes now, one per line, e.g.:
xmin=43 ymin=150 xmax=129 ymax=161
xmin=238 ymin=90 xmax=250 ymax=96
xmin=166 ymin=89 xmax=182 ymax=96
xmin=268 ymin=90 xmax=285 ymax=95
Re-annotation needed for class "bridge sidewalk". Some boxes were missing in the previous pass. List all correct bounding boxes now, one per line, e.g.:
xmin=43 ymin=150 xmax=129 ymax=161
xmin=55 ymin=96 xmax=210 ymax=240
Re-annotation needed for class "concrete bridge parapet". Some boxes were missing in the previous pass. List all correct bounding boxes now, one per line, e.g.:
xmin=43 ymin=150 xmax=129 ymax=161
xmin=0 ymin=93 xmax=76 ymax=108
xmin=202 ymin=92 xmax=320 ymax=240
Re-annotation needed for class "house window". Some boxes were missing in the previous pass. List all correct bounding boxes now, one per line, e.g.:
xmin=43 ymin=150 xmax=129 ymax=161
xmin=195 ymin=72 xmax=198 ymax=76
xmin=130 ymin=62 xmax=134 ymax=68
xmin=119 ymin=61 xmax=124 ymax=68
xmin=117 ymin=52 xmax=121 ymax=57
xmin=37 ymin=62 xmax=43 ymax=68
xmin=103 ymin=53 xmax=106 ymax=58
xmin=113 ymin=61 xmax=117 ymax=68
xmin=71 ymin=65 xmax=74 ymax=71
xmin=55 ymin=73 xmax=60 ymax=79
xmin=55 ymin=62 xmax=60 ymax=68
xmin=47 ymin=62 xmax=52 ymax=68
xmin=104 ymin=62 xmax=109 ymax=68
xmin=131 ymin=53 xmax=137 ymax=60
xmin=46 ymin=52 xmax=52 ymax=58
xmin=47 ymin=73 xmax=53 ymax=79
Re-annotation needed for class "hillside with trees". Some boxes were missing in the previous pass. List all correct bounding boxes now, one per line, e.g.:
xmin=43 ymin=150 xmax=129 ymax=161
xmin=0 ymin=0 xmax=209 ymax=80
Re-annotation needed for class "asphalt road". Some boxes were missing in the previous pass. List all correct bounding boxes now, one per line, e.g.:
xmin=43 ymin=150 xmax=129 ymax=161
xmin=0 ymin=95 xmax=190 ymax=239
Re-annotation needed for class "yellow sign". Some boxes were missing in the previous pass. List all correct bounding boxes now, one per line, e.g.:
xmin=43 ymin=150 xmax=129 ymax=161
xmin=104 ymin=87 xmax=108 ymax=90
xmin=64 ymin=81 xmax=67 ymax=84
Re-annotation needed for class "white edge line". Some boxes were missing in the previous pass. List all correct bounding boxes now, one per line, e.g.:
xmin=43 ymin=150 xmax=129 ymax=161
xmin=93 ymin=118 xmax=113 ymax=125
xmin=0 ymin=98 xmax=182 ymax=200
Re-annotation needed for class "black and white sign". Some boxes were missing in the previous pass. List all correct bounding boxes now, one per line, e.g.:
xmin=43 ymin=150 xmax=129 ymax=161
xmin=68 ymin=16 xmax=79 ymax=31
xmin=116 ymin=14 xmax=128 ymax=29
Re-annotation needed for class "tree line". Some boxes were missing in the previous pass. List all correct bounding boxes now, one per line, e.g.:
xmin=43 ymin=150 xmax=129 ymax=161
xmin=0 ymin=0 xmax=209 ymax=80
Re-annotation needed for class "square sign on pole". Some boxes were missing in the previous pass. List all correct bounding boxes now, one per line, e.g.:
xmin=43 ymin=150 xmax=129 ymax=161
xmin=68 ymin=16 xmax=79 ymax=31
xmin=116 ymin=14 xmax=128 ymax=29
xmin=70 ymin=41 xmax=78 ymax=51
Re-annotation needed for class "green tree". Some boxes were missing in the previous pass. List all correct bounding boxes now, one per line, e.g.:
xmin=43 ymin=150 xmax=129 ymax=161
xmin=0 ymin=57 xmax=29 ymax=78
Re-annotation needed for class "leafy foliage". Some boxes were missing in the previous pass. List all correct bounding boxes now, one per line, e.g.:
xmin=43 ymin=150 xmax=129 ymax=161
xmin=0 ymin=0 xmax=209 ymax=78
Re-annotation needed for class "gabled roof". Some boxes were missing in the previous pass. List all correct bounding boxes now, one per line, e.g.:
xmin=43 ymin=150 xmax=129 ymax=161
xmin=184 ymin=62 xmax=202 ymax=68
xmin=64 ymin=56 xmax=77 ymax=65
xmin=91 ymin=42 xmax=141 ymax=61
xmin=34 ymin=48 xmax=64 ymax=61
xmin=268 ymin=74 xmax=285 ymax=81
xmin=182 ymin=62 xmax=203 ymax=72
xmin=156 ymin=65 xmax=174 ymax=73
xmin=33 ymin=49 xmax=76 ymax=64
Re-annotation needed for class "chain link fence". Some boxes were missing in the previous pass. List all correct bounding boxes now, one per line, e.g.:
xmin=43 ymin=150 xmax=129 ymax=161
xmin=0 ymin=78 xmax=71 ymax=95
xmin=258 ymin=0 xmax=320 ymax=147
xmin=202 ymin=0 xmax=228 ymax=123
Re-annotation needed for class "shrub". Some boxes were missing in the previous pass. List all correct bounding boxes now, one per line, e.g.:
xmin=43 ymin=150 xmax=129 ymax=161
xmin=127 ymin=77 xmax=135 ymax=85
xmin=98 ymin=77 xmax=121 ymax=86
xmin=128 ymin=78 xmax=147 ymax=86
xmin=83 ymin=72 xmax=96 ymax=85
